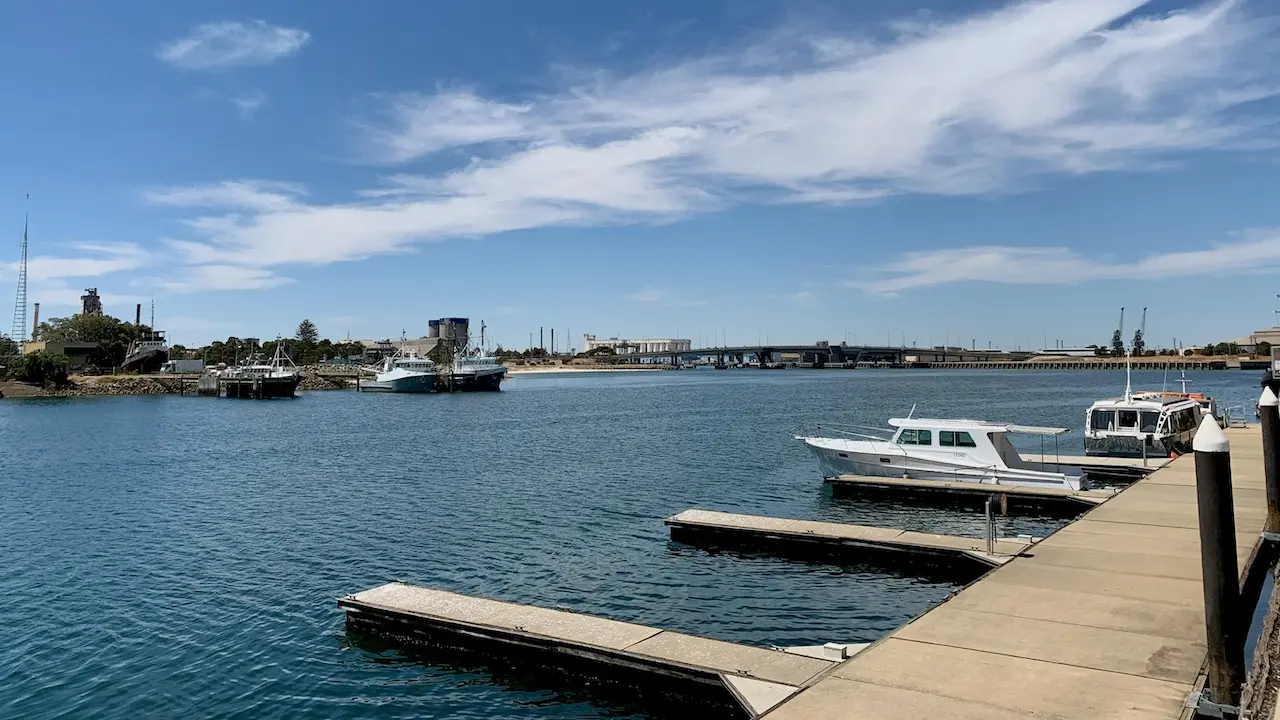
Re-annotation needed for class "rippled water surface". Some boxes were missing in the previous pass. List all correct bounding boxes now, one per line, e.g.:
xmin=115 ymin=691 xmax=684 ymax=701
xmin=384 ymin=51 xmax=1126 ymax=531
xmin=0 ymin=369 xmax=1261 ymax=718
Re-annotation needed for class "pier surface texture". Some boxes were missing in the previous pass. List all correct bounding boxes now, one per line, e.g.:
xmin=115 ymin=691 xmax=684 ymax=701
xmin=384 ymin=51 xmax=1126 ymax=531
xmin=762 ymin=425 xmax=1267 ymax=719
xmin=339 ymin=583 xmax=839 ymax=716
xmin=665 ymin=509 xmax=1032 ymax=569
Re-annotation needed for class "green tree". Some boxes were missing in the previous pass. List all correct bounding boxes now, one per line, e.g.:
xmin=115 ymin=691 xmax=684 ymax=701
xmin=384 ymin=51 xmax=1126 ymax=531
xmin=1258 ymin=341 xmax=1272 ymax=358
xmin=36 ymin=314 xmax=143 ymax=367
xmin=14 ymin=351 xmax=70 ymax=387
xmin=0 ymin=334 xmax=16 ymax=356
xmin=296 ymin=319 xmax=319 ymax=343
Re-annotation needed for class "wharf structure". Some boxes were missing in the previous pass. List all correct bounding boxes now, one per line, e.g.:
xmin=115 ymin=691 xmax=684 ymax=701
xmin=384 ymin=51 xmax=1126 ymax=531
xmin=618 ymin=341 xmax=1241 ymax=370
xmin=340 ymin=418 xmax=1280 ymax=719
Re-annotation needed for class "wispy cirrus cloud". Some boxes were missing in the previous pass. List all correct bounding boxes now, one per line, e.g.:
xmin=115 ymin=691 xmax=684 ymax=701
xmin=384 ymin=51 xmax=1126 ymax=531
xmin=157 ymin=20 xmax=310 ymax=70
xmin=149 ymin=0 xmax=1280 ymax=292
xmin=627 ymin=285 xmax=707 ymax=307
xmin=230 ymin=90 xmax=268 ymax=118
xmin=861 ymin=229 xmax=1280 ymax=294
xmin=159 ymin=264 xmax=292 ymax=293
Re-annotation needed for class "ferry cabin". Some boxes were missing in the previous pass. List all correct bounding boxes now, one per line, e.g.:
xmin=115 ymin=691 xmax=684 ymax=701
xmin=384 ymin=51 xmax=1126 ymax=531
xmin=1084 ymin=396 xmax=1200 ymax=458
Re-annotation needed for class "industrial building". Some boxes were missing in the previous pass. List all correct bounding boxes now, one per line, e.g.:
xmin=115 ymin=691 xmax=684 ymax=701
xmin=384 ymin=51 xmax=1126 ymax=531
xmin=582 ymin=334 xmax=692 ymax=355
xmin=23 ymin=340 xmax=99 ymax=369
xmin=359 ymin=318 xmax=471 ymax=360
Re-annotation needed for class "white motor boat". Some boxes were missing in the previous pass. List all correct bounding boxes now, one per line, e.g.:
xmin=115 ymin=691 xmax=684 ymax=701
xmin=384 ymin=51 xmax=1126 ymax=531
xmin=797 ymin=417 xmax=1085 ymax=490
xmin=361 ymin=353 xmax=439 ymax=393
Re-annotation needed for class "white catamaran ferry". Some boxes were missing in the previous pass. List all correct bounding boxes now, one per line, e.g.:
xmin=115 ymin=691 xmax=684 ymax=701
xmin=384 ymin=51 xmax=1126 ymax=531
xmin=1084 ymin=395 xmax=1200 ymax=458
xmin=797 ymin=417 xmax=1085 ymax=491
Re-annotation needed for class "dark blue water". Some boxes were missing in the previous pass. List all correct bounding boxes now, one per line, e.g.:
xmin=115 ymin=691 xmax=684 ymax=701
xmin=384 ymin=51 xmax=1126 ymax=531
xmin=0 ymin=369 xmax=1261 ymax=718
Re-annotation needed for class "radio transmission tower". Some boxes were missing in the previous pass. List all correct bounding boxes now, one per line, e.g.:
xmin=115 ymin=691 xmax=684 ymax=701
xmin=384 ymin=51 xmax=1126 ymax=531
xmin=10 ymin=212 xmax=28 ymax=351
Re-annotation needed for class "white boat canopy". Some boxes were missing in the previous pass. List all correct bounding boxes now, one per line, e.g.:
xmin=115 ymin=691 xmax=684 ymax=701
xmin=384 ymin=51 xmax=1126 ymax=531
xmin=888 ymin=417 xmax=1070 ymax=436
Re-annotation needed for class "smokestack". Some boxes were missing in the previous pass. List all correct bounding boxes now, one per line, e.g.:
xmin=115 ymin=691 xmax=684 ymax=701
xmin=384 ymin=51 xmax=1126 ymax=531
xmin=551 ymin=329 xmax=555 ymax=355
xmin=136 ymin=303 xmax=142 ymax=326
xmin=32 ymin=303 xmax=39 ymax=339
xmin=540 ymin=327 xmax=544 ymax=352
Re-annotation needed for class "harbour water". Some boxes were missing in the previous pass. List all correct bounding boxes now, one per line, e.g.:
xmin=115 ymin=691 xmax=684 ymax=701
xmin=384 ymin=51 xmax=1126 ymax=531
xmin=0 ymin=369 xmax=1262 ymax=719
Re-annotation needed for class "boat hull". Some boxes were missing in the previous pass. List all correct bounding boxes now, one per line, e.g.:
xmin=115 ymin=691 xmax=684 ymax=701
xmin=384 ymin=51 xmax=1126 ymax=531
xmin=444 ymin=369 xmax=504 ymax=392
xmin=1084 ymin=435 xmax=1180 ymax=458
xmin=215 ymin=375 xmax=301 ymax=399
xmin=361 ymin=373 xmax=437 ymax=393
xmin=122 ymin=348 xmax=169 ymax=373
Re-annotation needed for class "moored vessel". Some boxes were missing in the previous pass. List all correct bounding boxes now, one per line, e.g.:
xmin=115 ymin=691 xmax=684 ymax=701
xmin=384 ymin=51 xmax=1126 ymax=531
xmin=198 ymin=342 xmax=301 ymax=399
xmin=361 ymin=352 xmax=439 ymax=393
xmin=122 ymin=331 xmax=169 ymax=373
xmin=797 ymin=417 xmax=1085 ymax=490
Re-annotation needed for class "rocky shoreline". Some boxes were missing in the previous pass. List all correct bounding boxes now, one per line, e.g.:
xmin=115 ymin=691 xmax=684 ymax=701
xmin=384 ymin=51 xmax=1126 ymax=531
xmin=0 ymin=370 xmax=359 ymax=399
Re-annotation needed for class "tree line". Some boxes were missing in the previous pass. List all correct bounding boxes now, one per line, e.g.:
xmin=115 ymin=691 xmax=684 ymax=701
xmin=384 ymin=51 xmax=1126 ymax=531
xmin=181 ymin=320 xmax=365 ymax=366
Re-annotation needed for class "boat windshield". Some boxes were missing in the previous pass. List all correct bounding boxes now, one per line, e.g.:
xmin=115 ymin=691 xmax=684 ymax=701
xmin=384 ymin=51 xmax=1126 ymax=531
xmin=896 ymin=429 xmax=933 ymax=446
xmin=1091 ymin=409 xmax=1115 ymax=431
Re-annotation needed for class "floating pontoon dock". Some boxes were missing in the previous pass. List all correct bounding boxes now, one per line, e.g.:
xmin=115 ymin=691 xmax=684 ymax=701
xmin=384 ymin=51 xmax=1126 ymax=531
xmin=339 ymin=582 xmax=856 ymax=717
xmin=759 ymin=425 xmax=1271 ymax=719
xmin=1020 ymin=451 xmax=1172 ymax=477
xmin=665 ymin=509 xmax=1031 ymax=571
xmin=826 ymin=473 xmax=1115 ymax=514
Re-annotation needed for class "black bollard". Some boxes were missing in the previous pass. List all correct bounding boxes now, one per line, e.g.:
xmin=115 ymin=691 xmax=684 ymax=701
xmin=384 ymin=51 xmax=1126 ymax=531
xmin=1193 ymin=416 xmax=1244 ymax=708
xmin=1261 ymin=387 xmax=1280 ymax=533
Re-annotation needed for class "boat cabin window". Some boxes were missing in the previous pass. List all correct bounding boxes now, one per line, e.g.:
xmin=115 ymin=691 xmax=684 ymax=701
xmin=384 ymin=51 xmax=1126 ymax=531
xmin=896 ymin=429 xmax=933 ymax=446
xmin=1168 ymin=407 xmax=1197 ymax=433
xmin=1118 ymin=410 xmax=1138 ymax=430
xmin=1140 ymin=411 xmax=1160 ymax=433
xmin=1091 ymin=410 xmax=1115 ymax=431
xmin=939 ymin=430 xmax=976 ymax=447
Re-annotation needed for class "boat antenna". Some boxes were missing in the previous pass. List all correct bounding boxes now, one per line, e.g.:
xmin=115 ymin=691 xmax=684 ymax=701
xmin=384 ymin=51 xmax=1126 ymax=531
xmin=1178 ymin=368 xmax=1190 ymax=394
xmin=1161 ymin=366 xmax=1168 ymax=394
xmin=907 ymin=403 xmax=917 ymax=419
xmin=1124 ymin=347 xmax=1133 ymax=403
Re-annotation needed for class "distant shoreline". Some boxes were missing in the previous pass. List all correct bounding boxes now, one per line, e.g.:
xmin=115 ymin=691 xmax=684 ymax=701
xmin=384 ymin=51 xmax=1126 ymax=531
xmin=503 ymin=366 xmax=665 ymax=376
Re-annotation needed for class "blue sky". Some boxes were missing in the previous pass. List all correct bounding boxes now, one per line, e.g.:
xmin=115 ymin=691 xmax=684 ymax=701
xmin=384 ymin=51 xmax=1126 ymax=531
xmin=3 ymin=0 xmax=1280 ymax=351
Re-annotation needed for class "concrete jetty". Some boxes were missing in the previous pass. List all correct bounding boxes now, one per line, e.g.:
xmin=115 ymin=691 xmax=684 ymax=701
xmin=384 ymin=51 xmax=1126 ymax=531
xmin=339 ymin=582 xmax=851 ymax=717
xmin=826 ymin=473 xmax=1115 ymax=514
xmin=759 ymin=425 xmax=1269 ymax=719
xmin=665 ymin=509 xmax=1032 ymax=570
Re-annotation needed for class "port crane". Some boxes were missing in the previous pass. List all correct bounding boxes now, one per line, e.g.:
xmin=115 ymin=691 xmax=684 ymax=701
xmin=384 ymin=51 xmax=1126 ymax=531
xmin=1110 ymin=307 xmax=1126 ymax=356
xmin=1131 ymin=307 xmax=1147 ymax=356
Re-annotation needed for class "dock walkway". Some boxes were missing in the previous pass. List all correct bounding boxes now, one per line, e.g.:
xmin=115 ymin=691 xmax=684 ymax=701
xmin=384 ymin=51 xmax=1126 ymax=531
xmin=340 ymin=582 xmax=848 ymax=716
xmin=827 ymin=473 xmax=1115 ymax=514
xmin=666 ymin=509 xmax=1032 ymax=570
xmin=761 ymin=426 xmax=1268 ymax=719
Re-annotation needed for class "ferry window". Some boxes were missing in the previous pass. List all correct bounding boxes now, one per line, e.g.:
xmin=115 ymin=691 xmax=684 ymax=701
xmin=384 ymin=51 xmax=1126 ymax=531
xmin=897 ymin=429 xmax=918 ymax=445
xmin=1091 ymin=410 xmax=1115 ymax=431
xmin=1140 ymin=412 xmax=1160 ymax=433
xmin=955 ymin=431 xmax=976 ymax=447
xmin=1118 ymin=410 xmax=1138 ymax=429
xmin=916 ymin=430 xmax=932 ymax=446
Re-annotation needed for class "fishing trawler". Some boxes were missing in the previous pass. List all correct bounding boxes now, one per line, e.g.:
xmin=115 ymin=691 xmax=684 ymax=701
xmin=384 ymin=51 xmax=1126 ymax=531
xmin=445 ymin=351 xmax=505 ymax=391
xmin=361 ymin=351 xmax=439 ymax=393
xmin=198 ymin=342 xmax=301 ymax=398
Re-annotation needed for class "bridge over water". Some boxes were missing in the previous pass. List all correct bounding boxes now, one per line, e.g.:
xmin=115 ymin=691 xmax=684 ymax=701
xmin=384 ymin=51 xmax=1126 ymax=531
xmin=619 ymin=344 xmax=1020 ymax=367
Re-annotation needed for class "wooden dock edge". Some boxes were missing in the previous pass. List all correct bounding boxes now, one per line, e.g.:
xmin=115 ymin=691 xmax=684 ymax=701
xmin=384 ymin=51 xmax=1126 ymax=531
xmin=665 ymin=509 xmax=1031 ymax=573
xmin=339 ymin=583 xmax=839 ymax=718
